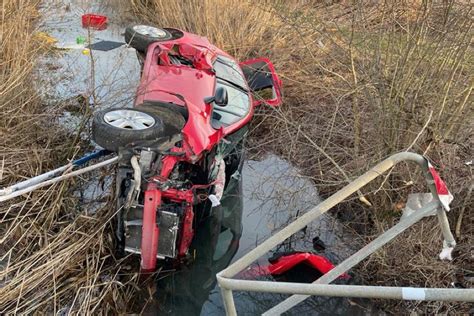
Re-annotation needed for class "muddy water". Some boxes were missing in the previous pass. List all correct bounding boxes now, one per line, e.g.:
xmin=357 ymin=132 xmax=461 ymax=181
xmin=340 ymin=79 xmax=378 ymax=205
xmin=39 ymin=1 xmax=370 ymax=315
xmin=38 ymin=0 xmax=141 ymax=129
xmin=153 ymin=156 xmax=370 ymax=315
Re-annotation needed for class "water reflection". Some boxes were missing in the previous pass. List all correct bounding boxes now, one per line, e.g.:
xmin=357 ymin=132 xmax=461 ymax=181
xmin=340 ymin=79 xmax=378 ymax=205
xmin=154 ymin=170 xmax=243 ymax=315
xmin=151 ymin=156 xmax=372 ymax=315
xmin=37 ymin=2 xmax=373 ymax=314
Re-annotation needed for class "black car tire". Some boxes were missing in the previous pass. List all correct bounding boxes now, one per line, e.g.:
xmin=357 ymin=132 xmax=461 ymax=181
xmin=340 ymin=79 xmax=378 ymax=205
xmin=125 ymin=25 xmax=173 ymax=53
xmin=92 ymin=108 xmax=164 ymax=152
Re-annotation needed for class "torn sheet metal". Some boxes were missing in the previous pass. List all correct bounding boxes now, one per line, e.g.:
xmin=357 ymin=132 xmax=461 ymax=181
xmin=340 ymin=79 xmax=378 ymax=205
xmin=178 ymin=43 xmax=216 ymax=70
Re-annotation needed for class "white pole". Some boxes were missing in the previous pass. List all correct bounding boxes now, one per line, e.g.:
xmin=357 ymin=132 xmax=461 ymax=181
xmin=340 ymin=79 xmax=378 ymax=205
xmin=0 ymin=164 xmax=71 ymax=196
xmin=0 ymin=157 xmax=118 ymax=203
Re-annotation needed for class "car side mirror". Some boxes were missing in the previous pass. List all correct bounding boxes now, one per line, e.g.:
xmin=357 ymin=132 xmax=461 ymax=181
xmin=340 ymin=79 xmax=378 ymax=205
xmin=204 ymin=86 xmax=228 ymax=106
xmin=214 ymin=86 xmax=228 ymax=106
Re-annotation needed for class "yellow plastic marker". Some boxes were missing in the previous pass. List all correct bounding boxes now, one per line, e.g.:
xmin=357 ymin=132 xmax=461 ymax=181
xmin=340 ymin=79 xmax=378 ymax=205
xmin=82 ymin=48 xmax=90 ymax=55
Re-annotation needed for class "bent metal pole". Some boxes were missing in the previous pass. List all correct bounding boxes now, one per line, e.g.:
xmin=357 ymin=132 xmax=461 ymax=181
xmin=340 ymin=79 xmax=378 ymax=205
xmin=0 ymin=156 xmax=118 ymax=203
xmin=217 ymin=152 xmax=461 ymax=315
xmin=218 ymin=152 xmax=428 ymax=280
xmin=263 ymin=201 xmax=440 ymax=315
xmin=0 ymin=150 xmax=110 ymax=196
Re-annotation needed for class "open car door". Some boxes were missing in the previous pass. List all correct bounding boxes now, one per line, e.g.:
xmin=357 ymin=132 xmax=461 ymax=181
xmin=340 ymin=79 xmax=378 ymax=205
xmin=240 ymin=58 xmax=282 ymax=107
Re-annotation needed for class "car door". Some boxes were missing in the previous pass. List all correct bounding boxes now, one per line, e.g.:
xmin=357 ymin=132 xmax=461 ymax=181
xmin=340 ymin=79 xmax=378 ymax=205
xmin=240 ymin=58 xmax=282 ymax=107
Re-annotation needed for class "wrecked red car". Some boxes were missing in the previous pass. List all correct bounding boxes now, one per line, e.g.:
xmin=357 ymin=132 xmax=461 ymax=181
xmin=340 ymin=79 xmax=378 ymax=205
xmin=91 ymin=25 xmax=282 ymax=271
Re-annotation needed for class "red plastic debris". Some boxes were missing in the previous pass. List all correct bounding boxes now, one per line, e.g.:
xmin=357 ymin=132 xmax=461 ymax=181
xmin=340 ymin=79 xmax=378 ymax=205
xmin=238 ymin=251 xmax=350 ymax=280
xmin=426 ymin=160 xmax=453 ymax=211
xmin=81 ymin=14 xmax=107 ymax=30
xmin=268 ymin=252 xmax=349 ymax=279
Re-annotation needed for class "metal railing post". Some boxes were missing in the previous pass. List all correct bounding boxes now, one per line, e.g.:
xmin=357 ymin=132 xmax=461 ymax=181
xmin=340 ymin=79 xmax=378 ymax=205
xmin=216 ymin=152 xmax=464 ymax=315
xmin=218 ymin=153 xmax=426 ymax=280
xmin=418 ymin=157 xmax=456 ymax=249
xmin=219 ymin=282 xmax=237 ymax=316
xmin=437 ymin=209 xmax=456 ymax=247
xmin=263 ymin=201 xmax=439 ymax=315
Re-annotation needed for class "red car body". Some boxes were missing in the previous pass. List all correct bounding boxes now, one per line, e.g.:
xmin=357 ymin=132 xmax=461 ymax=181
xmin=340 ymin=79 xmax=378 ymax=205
xmin=129 ymin=28 xmax=282 ymax=271
xmin=136 ymin=32 xmax=258 ymax=156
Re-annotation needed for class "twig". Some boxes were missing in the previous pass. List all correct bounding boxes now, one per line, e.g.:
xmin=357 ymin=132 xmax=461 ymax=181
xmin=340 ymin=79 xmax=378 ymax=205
xmin=299 ymin=123 xmax=371 ymax=206
xmin=0 ymin=156 xmax=4 ymax=182
xmin=374 ymin=110 xmax=433 ymax=195
xmin=406 ymin=110 xmax=433 ymax=152
xmin=455 ymin=181 xmax=472 ymax=238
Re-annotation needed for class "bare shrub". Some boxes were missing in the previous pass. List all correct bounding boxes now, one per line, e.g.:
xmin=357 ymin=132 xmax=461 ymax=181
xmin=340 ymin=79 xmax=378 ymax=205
xmin=131 ymin=0 xmax=473 ymax=313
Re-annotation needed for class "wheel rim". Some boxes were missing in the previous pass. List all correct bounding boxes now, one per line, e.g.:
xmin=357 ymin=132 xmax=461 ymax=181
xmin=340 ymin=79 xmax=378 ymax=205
xmin=132 ymin=25 xmax=169 ymax=38
xmin=104 ymin=110 xmax=155 ymax=130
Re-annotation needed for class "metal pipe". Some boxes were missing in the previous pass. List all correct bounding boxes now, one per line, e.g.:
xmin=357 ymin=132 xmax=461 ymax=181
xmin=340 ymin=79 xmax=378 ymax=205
xmin=217 ymin=152 xmax=461 ymax=315
xmin=0 ymin=164 xmax=71 ymax=196
xmin=0 ymin=156 xmax=118 ymax=203
xmin=218 ymin=152 xmax=426 ymax=279
xmin=217 ymin=279 xmax=474 ymax=302
xmin=437 ymin=208 xmax=456 ymax=247
xmin=418 ymin=157 xmax=456 ymax=247
xmin=264 ymin=201 xmax=439 ymax=315
xmin=71 ymin=149 xmax=109 ymax=166
xmin=220 ymin=286 xmax=237 ymax=316
xmin=0 ymin=150 xmax=109 ymax=196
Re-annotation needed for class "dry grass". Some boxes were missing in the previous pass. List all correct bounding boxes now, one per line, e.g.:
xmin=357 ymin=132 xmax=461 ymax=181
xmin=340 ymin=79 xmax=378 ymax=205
xmin=0 ymin=0 xmax=471 ymax=314
xmin=129 ymin=0 xmax=291 ymax=60
xmin=130 ymin=0 xmax=473 ymax=313
xmin=0 ymin=1 xmax=152 ymax=314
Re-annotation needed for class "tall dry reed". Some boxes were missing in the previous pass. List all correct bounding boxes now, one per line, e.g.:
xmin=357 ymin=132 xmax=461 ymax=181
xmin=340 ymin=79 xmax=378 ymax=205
xmin=130 ymin=0 xmax=473 ymax=313
xmin=1 ymin=1 xmax=148 ymax=314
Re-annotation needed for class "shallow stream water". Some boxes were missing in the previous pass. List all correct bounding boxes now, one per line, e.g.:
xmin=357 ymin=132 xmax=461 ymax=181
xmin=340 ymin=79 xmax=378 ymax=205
xmin=38 ymin=1 xmax=372 ymax=314
xmin=150 ymin=156 xmax=371 ymax=315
